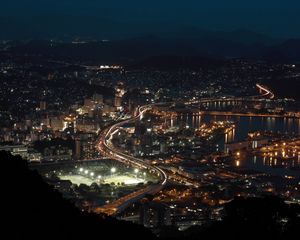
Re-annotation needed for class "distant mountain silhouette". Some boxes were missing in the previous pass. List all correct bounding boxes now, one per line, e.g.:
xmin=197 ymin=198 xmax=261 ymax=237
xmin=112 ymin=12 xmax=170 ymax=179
xmin=262 ymin=39 xmax=300 ymax=62
xmin=0 ymin=16 xmax=282 ymax=46
xmin=215 ymin=29 xmax=281 ymax=46
xmin=3 ymin=15 xmax=300 ymax=62
xmin=129 ymin=55 xmax=225 ymax=70
xmin=7 ymin=36 xmax=300 ymax=64
xmin=0 ymin=16 xmax=122 ymax=40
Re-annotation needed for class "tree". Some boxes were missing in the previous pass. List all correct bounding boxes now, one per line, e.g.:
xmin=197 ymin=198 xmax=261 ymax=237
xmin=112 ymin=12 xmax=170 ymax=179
xmin=1 ymin=151 xmax=155 ymax=240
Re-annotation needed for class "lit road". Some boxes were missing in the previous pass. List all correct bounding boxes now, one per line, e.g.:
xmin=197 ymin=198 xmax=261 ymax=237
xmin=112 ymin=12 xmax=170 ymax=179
xmin=186 ymin=83 xmax=275 ymax=105
xmin=255 ymin=83 xmax=275 ymax=99
xmin=96 ymin=103 xmax=168 ymax=216
xmin=95 ymin=84 xmax=276 ymax=216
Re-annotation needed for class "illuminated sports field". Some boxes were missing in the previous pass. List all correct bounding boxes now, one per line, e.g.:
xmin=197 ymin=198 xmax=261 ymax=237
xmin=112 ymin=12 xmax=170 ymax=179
xmin=60 ymin=175 xmax=94 ymax=186
xmin=60 ymin=174 xmax=146 ymax=186
xmin=103 ymin=175 xmax=145 ymax=185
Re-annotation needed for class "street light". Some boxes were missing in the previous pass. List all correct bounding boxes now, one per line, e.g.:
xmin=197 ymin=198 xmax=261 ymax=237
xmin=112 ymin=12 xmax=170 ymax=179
xmin=84 ymin=170 xmax=89 ymax=175
xmin=134 ymin=168 xmax=139 ymax=174
xmin=90 ymin=172 xmax=94 ymax=177
xmin=111 ymin=167 xmax=116 ymax=174
xmin=79 ymin=168 xmax=83 ymax=172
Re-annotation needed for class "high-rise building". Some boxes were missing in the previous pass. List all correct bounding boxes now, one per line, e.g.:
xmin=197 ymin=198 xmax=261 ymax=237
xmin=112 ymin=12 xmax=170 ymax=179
xmin=129 ymin=99 xmax=137 ymax=114
xmin=160 ymin=141 xmax=168 ymax=154
xmin=114 ymin=96 xmax=122 ymax=107
xmin=140 ymin=202 xmax=171 ymax=228
xmin=50 ymin=118 xmax=64 ymax=131
xmin=40 ymin=101 xmax=47 ymax=110
xmin=84 ymin=99 xmax=94 ymax=108
xmin=75 ymin=139 xmax=81 ymax=159
xmin=93 ymin=94 xmax=104 ymax=104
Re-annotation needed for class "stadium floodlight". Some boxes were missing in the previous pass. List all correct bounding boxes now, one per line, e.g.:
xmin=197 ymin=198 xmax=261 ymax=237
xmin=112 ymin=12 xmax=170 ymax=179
xmin=111 ymin=167 xmax=116 ymax=174
xmin=134 ymin=168 xmax=139 ymax=174
xmin=84 ymin=170 xmax=89 ymax=174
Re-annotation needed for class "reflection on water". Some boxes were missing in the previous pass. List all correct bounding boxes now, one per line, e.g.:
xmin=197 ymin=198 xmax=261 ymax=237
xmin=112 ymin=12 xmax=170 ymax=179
xmin=225 ymin=128 xmax=235 ymax=144
xmin=168 ymin=114 xmax=300 ymax=142
xmin=240 ymin=154 xmax=300 ymax=177
xmin=166 ymin=114 xmax=300 ymax=176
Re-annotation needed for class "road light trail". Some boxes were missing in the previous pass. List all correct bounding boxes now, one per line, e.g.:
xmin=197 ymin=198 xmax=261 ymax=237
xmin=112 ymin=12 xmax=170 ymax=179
xmin=96 ymin=103 xmax=168 ymax=216
xmin=255 ymin=83 xmax=275 ymax=99
xmin=95 ymin=84 xmax=275 ymax=216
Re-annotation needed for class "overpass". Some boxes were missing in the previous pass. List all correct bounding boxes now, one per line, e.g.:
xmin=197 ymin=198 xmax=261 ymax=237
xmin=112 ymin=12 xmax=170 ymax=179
xmin=95 ymin=84 xmax=275 ymax=216
xmin=186 ymin=83 xmax=275 ymax=107
xmin=96 ymin=103 xmax=168 ymax=216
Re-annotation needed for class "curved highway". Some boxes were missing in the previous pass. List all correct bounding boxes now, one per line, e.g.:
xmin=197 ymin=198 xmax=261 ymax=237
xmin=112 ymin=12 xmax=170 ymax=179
xmin=95 ymin=84 xmax=275 ymax=216
xmin=96 ymin=103 xmax=167 ymax=216
xmin=255 ymin=83 xmax=275 ymax=99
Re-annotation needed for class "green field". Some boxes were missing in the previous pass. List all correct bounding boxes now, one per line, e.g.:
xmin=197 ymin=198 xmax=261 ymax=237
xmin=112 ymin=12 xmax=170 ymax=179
xmin=60 ymin=174 xmax=145 ymax=186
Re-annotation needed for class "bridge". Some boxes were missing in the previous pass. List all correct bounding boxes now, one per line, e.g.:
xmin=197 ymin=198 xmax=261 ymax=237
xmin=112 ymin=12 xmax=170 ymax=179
xmin=186 ymin=83 xmax=275 ymax=109
xmin=95 ymin=83 xmax=275 ymax=216
xmin=185 ymin=83 xmax=275 ymax=105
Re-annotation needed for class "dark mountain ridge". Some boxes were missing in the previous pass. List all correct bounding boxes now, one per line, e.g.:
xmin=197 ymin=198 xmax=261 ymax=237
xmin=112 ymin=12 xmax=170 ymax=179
xmin=0 ymin=15 xmax=282 ymax=45
xmin=6 ymin=36 xmax=300 ymax=64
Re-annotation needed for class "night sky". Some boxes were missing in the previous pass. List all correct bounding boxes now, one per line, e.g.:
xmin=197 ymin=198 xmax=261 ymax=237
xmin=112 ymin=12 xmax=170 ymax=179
xmin=0 ymin=0 xmax=300 ymax=38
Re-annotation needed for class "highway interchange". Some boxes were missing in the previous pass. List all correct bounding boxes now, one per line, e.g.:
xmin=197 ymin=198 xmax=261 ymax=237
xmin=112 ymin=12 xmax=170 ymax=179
xmin=95 ymin=84 xmax=275 ymax=216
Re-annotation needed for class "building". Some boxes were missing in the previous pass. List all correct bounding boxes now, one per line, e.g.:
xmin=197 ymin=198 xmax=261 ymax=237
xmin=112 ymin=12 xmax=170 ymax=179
xmin=75 ymin=139 xmax=81 ymax=159
xmin=225 ymin=138 xmax=269 ymax=153
xmin=40 ymin=101 xmax=47 ymax=111
xmin=0 ymin=145 xmax=28 ymax=159
xmin=93 ymin=93 xmax=104 ymax=104
xmin=114 ymin=96 xmax=122 ymax=108
xmin=140 ymin=202 xmax=171 ymax=228
xmin=0 ymin=145 xmax=41 ymax=162
xmin=43 ymin=146 xmax=72 ymax=162
xmin=50 ymin=118 xmax=64 ymax=131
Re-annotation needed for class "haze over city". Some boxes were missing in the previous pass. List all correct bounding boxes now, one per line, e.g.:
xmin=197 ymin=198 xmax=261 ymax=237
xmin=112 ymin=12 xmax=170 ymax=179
xmin=1 ymin=1 xmax=300 ymax=240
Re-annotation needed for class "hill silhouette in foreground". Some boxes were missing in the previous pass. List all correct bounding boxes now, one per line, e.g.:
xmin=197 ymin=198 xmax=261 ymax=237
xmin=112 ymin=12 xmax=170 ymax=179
xmin=2 ymin=151 xmax=155 ymax=240
xmin=2 ymin=151 xmax=300 ymax=240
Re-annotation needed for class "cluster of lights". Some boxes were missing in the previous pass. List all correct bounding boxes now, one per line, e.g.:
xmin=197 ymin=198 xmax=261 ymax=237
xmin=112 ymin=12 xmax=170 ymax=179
xmin=261 ymin=141 xmax=300 ymax=159
xmin=79 ymin=168 xmax=101 ymax=180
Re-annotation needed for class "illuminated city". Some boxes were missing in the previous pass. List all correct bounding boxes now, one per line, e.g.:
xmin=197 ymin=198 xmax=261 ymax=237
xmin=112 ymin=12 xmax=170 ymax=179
xmin=2 ymin=1 xmax=300 ymax=239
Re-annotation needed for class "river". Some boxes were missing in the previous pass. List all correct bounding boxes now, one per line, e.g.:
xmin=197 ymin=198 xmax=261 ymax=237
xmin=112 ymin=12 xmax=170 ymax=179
xmin=167 ymin=113 xmax=300 ymax=176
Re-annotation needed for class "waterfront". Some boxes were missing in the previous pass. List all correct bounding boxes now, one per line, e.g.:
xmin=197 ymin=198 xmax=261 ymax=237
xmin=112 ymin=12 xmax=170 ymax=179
xmin=168 ymin=113 xmax=300 ymax=176
xmin=169 ymin=114 xmax=300 ymax=141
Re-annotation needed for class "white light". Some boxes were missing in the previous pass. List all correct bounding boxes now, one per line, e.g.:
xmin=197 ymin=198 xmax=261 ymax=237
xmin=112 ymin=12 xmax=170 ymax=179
xmin=84 ymin=170 xmax=89 ymax=174
xmin=90 ymin=172 xmax=94 ymax=177
xmin=98 ymin=175 xmax=102 ymax=179
xmin=134 ymin=168 xmax=139 ymax=174
xmin=79 ymin=168 xmax=83 ymax=172
xmin=111 ymin=167 xmax=116 ymax=173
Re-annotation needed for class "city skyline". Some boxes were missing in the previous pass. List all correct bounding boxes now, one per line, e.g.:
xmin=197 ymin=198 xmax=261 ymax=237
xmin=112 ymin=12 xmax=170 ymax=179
xmin=1 ymin=1 xmax=300 ymax=239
